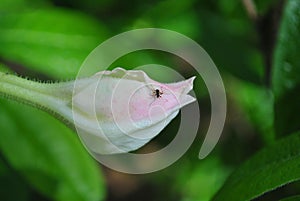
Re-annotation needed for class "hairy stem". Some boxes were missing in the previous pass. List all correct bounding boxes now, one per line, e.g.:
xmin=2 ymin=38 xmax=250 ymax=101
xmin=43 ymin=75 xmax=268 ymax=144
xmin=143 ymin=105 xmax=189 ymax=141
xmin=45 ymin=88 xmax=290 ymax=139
xmin=0 ymin=72 xmax=74 ymax=128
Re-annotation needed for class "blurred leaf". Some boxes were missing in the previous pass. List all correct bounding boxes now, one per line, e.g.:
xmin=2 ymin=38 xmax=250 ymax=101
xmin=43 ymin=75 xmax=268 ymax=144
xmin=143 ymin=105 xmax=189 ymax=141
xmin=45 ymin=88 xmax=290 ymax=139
xmin=212 ymin=131 xmax=300 ymax=201
xmin=199 ymin=10 xmax=264 ymax=84
xmin=173 ymin=157 xmax=231 ymax=201
xmin=0 ymin=8 xmax=108 ymax=79
xmin=217 ymin=0 xmax=240 ymax=16
xmin=157 ymin=12 xmax=200 ymax=39
xmin=49 ymin=0 xmax=118 ymax=15
xmin=254 ymin=0 xmax=280 ymax=15
xmin=0 ymin=157 xmax=30 ymax=201
xmin=228 ymin=78 xmax=275 ymax=143
xmin=272 ymin=0 xmax=300 ymax=97
xmin=0 ymin=99 xmax=105 ymax=201
xmin=272 ymin=0 xmax=300 ymax=136
xmin=0 ymin=0 xmax=49 ymax=12
xmin=148 ymin=154 xmax=231 ymax=201
xmin=280 ymin=195 xmax=300 ymax=201
xmin=132 ymin=0 xmax=200 ymax=38
xmin=131 ymin=0 xmax=264 ymax=84
xmin=274 ymin=85 xmax=300 ymax=138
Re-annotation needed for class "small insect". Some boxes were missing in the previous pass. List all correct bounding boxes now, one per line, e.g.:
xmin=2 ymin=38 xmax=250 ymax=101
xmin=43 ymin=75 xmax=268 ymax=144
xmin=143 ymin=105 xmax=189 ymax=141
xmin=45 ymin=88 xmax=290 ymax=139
xmin=152 ymin=88 xmax=163 ymax=98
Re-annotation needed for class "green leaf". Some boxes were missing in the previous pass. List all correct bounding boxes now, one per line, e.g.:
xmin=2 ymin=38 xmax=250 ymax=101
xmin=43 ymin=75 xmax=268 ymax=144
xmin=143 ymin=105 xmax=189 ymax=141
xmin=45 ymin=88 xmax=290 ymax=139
xmin=272 ymin=0 xmax=300 ymax=136
xmin=280 ymin=195 xmax=300 ymax=201
xmin=0 ymin=0 xmax=49 ymax=12
xmin=0 ymin=8 xmax=108 ymax=79
xmin=173 ymin=157 xmax=231 ymax=201
xmin=228 ymin=78 xmax=275 ymax=143
xmin=0 ymin=99 xmax=105 ymax=201
xmin=0 ymin=157 xmax=30 ymax=201
xmin=212 ymin=131 xmax=300 ymax=201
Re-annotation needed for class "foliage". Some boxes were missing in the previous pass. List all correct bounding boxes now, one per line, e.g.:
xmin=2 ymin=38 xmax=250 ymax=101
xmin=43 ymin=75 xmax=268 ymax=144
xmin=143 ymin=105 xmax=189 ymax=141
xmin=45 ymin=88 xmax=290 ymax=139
xmin=272 ymin=0 xmax=300 ymax=137
xmin=213 ymin=0 xmax=300 ymax=200
xmin=0 ymin=0 xmax=299 ymax=200
xmin=0 ymin=98 xmax=105 ymax=201
xmin=212 ymin=131 xmax=300 ymax=201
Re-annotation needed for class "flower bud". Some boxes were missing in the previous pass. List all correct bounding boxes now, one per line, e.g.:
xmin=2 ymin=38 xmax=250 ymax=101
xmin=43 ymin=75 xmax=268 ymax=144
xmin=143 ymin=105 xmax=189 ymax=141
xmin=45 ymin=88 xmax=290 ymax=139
xmin=0 ymin=67 xmax=196 ymax=155
xmin=72 ymin=68 xmax=196 ymax=154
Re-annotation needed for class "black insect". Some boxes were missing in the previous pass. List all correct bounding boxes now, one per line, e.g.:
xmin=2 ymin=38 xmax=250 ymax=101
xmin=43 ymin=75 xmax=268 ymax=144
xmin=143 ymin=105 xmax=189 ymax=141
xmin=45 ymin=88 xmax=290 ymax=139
xmin=153 ymin=89 xmax=163 ymax=98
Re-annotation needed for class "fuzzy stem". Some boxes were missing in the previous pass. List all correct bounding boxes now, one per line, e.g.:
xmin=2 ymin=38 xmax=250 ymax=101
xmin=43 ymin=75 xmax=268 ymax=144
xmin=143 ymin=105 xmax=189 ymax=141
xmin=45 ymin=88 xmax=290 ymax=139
xmin=0 ymin=72 xmax=74 ymax=128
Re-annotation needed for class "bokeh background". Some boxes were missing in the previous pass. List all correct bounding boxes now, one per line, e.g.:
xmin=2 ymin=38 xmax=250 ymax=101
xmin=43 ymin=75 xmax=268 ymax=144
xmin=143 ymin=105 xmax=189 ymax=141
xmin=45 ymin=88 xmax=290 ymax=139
xmin=0 ymin=0 xmax=300 ymax=200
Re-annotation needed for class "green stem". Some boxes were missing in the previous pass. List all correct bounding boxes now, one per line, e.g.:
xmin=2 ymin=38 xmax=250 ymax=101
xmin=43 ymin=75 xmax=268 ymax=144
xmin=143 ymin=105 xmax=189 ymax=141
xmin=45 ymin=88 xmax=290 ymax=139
xmin=0 ymin=72 xmax=74 ymax=128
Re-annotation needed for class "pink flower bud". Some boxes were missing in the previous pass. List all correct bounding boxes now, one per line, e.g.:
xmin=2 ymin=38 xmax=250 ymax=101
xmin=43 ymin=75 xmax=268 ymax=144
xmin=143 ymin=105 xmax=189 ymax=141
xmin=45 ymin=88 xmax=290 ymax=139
xmin=72 ymin=68 xmax=196 ymax=154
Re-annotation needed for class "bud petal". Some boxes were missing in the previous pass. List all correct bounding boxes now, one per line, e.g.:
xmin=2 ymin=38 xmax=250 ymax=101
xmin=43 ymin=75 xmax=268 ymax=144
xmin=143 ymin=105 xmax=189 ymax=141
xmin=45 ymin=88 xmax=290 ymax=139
xmin=72 ymin=68 xmax=196 ymax=154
